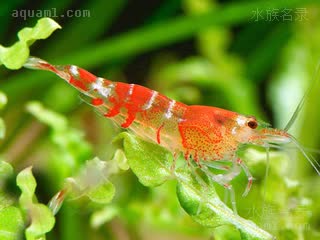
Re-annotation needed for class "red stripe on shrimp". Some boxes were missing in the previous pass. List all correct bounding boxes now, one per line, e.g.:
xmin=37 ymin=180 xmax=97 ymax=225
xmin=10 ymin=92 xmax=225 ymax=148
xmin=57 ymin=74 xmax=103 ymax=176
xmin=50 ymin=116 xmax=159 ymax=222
xmin=121 ymin=84 xmax=154 ymax=128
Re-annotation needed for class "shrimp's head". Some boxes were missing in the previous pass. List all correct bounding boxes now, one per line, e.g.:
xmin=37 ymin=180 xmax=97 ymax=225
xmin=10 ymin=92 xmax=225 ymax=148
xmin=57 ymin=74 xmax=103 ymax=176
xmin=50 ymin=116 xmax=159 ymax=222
xmin=231 ymin=115 xmax=291 ymax=147
xmin=231 ymin=114 xmax=320 ymax=175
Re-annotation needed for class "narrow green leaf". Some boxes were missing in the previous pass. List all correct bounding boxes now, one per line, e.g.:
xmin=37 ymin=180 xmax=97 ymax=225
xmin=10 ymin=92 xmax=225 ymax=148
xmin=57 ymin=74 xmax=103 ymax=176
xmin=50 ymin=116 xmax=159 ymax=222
xmin=0 ymin=17 xmax=61 ymax=69
xmin=113 ymin=132 xmax=173 ymax=187
xmin=26 ymin=101 xmax=67 ymax=131
xmin=0 ymin=207 xmax=24 ymax=240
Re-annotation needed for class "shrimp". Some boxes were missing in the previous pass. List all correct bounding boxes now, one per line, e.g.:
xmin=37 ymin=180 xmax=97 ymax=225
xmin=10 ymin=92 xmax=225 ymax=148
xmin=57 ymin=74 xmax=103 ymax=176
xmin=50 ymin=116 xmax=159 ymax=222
xmin=23 ymin=57 xmax=320 ymax=203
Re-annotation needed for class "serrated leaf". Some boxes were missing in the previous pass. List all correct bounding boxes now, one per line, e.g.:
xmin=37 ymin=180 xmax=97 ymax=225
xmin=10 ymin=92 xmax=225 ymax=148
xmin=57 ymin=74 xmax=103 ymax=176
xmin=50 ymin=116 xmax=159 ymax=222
xmin=0 ymin=18 xmax=61 ymax=69
xmin=113 ymin=132 xmax=172 ymax=187
xmin=87 ymin=181 xmax=115 ymax=204
xmin=25 ymin=204 xmax=55 ymax=240
xmin=175 ymin=169 xmax=274 ymax=240
xmin=0 ymin=207 xmax=24 ymax=240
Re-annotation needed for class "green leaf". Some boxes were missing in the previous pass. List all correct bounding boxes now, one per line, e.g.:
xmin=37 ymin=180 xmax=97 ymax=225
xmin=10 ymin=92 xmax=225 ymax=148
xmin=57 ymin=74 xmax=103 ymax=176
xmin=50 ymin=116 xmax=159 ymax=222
xmin=0 ymin=161 xmax=15 ymax=210
xmin=25 ymin=204 xmax=55 ymax=240
xmin=175 ymin=169 xmax=226 ymax=228
xmin=16 ymin=167 xmax=55 ymax=240
xmin=113 ymin=149 xmax=129 ymax=171
xmin=0 ymin=18 xmax=61 ymax=69
xmin=16 ymin=167 xmax=37 ymax=207
xmin=65 ymin=158 xmax=117 ymax=205
xmin=17 ymin=18 xmax=61 ymax=44
xmin=0 ymin=207 xmax=24 ymax=240
xmin=175 ymin=169 xmax=274 ymax=240
xmin=113 ymin=132 xmax=172 ymax=187
xmin=0 ymin=160 xmax=13 ymax=181
xmin=90 ymin=205 xmax=119 ymax=229
xmin=87 ymin=181 xmax=115 ymax=204
xmin=26 ymin=101 xmax=67 ymax=132
xmin=113 ymin=132 xmax=273 ymax=238
xmin=26 ymin=101 xmax=92 ymax=181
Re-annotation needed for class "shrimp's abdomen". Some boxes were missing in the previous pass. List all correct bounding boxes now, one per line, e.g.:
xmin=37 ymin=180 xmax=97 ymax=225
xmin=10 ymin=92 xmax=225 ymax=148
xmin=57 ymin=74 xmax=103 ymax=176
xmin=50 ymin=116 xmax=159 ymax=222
xmin=104 ymin=82 xmax=188 ymax=151
xmin=24 ymin=57 xmax=239 ymax=161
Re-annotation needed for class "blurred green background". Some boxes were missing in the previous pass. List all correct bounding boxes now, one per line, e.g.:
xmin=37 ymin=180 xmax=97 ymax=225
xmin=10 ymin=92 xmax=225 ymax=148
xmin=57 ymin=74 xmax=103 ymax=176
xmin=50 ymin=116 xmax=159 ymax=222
xmin=1 ymin=0 xmax=320 ymax=239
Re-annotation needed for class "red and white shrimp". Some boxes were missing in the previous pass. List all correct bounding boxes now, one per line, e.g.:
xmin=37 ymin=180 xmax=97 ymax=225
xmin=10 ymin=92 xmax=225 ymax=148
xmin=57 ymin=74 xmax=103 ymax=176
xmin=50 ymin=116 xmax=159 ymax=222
xmin=23 ymin=57 xmax=320 ymax=205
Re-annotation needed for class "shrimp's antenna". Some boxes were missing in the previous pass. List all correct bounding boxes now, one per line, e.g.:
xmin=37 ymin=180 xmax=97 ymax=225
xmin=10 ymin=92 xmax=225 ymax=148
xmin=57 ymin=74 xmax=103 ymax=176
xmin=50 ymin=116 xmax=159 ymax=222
xmin=290 ymin=135 xmax=320 ymax=175
xmin=284 ymin=63 xmax=320 ymax=131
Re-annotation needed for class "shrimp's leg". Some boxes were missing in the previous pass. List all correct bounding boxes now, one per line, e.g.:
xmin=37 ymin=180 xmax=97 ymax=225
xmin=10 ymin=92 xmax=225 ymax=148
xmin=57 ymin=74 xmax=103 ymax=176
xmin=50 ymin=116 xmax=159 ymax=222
xmin=237 ymin=158 xmax=254 ymax=197
xmin=224 ymin=184 xmax=237 ymax=214
xmin=170 ymin=152 xmax=179 ymax=174
xmin=203 ymin=160 xmax=231 ymax=171
xmin=201 ymin=160 xmax=241 ymax=214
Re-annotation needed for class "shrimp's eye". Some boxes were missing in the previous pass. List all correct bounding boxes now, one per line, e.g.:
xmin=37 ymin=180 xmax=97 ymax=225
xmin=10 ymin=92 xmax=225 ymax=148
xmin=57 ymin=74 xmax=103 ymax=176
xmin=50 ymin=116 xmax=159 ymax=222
xmin=247 ymin=120 xmax=258 ymax=129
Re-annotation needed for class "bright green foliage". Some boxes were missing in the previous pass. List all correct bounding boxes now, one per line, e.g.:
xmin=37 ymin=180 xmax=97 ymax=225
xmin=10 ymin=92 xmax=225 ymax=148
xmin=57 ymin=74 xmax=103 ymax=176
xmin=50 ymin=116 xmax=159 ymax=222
xmin=87 ymin=181 xmax=115 ymax=204
xmin=17 ymin=167 xmax=55 ymax=240
xmin=0 ymin=161 xmax=24 ymax=240
xmin=1 ymin=1 xmax=320 ymax=239
xmin=0 ymin=160 xmax=13 ymax=179
xmin=26 ymin=101 xmax=68 ymax=131
xmin=0 ymin=18 xmax=61 ymax=69
xmin=113 ymin=132 xmax=173 ymax=187
xmin=90 ymin=205 xmax=119 ymax=229
xmin=114 ymin=132 xmax=273 ymax=239
xmin=17 ymin=167 xmax=37 ymax=207
xmin=65 ymin=157 xmax=117 ymax=204
xmin=26 ymin=101 xmax=92 ymax=182
xmin=0 ymin=161 xmax=57 ymax=240
xmin=0 ymin=206 xmax=24 ymax=240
